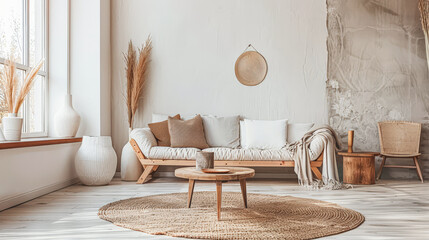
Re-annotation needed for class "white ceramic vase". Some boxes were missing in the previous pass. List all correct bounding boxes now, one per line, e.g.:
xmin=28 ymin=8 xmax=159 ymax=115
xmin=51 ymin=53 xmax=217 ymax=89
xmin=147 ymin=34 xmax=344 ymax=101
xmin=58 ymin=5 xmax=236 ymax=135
xmin=54 ymin=94 xmax=80 ymax=137
xmin=121 ymin=141 xmax=143 ymax=181
xmin=75 ymin=136 xmax=117 ymax=186
xmin=2 ymin=113 xmax=23 ymax=141
xmin=121 ymin=128 xmax=143 ymax=181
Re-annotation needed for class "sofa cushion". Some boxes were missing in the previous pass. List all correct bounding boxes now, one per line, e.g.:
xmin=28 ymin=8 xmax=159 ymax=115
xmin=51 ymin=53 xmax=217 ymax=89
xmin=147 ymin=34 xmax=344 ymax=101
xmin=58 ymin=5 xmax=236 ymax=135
xmin=243 ymin=119 xmax=288 ymax=149
xmin=151 ymin=113 xmax=170 ymax=123
xmin=168 ymin=115 xmax=209 ymax=149
xmin=239 ymin=121 xmax=246 ymax=148
xmin=148 ymin=146 xmax=200 ymax=160
xmin=152 ymin=113 xmax=197 ymax=122
xmin=287 ymin=123 xmax=314 ymax=143
xmin=148 ymin=114 xmax=181 ymax=146
xmin=203 ymin=145 xmax=322 ymax=161
xmin=202 ymin=115 xmax=240 ymax=148
xmin=203 ymin=147 xmax=292 ymax=160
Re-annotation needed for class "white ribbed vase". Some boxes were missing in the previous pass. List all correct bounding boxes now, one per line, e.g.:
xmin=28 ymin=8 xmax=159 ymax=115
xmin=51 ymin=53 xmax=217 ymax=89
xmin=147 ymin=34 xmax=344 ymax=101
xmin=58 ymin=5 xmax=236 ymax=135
xmin=75 ymin=136 xmax=117 ymax=185
xmin=2 ymin=113 xmax=23 ymax=141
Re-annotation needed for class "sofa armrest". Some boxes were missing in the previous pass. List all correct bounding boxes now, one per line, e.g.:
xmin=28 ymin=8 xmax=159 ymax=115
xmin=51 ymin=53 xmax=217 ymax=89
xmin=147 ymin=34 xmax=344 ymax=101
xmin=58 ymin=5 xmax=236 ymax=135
xmin=130 ymin=128 xmax=157 ymax=157
xmin=308 ymin=135 xmax=325 ymax=160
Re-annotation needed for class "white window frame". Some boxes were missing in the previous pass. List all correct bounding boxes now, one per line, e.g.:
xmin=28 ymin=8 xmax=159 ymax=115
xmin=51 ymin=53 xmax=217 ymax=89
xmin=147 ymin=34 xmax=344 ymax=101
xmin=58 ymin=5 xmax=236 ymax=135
xmin=0 ymin=0 xmax=48 ymax=138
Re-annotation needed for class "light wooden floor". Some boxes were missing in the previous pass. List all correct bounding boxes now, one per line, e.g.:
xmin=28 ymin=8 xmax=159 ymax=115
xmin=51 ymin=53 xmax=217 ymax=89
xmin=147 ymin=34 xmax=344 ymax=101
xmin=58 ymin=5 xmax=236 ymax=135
xmin=0 ymin=177 xmax=428 ymax=240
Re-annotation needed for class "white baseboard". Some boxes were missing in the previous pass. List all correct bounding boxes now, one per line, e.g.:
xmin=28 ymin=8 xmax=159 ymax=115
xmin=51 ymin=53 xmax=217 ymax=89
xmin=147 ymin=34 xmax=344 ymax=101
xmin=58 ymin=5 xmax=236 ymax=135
xmin=154 ymin=172 xmax=297 ymax=179
xmin=0 ymin=178 xmax=79 ymax=212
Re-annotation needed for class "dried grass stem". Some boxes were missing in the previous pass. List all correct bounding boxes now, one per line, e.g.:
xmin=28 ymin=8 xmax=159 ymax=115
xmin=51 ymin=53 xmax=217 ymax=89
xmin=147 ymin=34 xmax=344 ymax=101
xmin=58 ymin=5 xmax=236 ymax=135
xmin=124 ymin=36 xmax=152 ymax=128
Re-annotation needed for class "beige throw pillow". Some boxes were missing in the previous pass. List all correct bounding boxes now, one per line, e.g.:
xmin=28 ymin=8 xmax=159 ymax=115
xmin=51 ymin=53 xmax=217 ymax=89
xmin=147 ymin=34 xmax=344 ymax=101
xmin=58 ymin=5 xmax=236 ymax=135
xmin=168 ymin=115 xmax=209 ymax=149
xmin=148 ymin=114 xmax=181 ymax=146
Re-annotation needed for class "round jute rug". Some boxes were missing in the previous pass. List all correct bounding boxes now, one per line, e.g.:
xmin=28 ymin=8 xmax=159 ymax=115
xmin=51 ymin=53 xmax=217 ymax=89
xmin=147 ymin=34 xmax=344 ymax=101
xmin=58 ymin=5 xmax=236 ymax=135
xmin=98 ymin=192 xmax=364 ymax=240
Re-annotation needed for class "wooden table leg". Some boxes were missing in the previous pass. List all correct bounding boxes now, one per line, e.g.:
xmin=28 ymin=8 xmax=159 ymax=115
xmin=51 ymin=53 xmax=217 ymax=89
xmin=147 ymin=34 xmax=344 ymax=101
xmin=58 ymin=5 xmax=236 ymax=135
xmin=239 ymin=179 xmax=248 ymax=208
xmin=216 ymin=181 xmax=222 ymax=220
xmin=187 ymin=179 xmax=195 ymax=208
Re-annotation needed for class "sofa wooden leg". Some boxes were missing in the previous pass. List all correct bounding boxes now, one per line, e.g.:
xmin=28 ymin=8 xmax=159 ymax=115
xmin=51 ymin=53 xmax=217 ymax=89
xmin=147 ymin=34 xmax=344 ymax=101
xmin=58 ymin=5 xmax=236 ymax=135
xmin=137 ymin=165 xmax=154 ymax=184
xmin=151 ymin=165 xmax=159 ymax=174
xmin=311 ymin=167 xmax=322 ymax=180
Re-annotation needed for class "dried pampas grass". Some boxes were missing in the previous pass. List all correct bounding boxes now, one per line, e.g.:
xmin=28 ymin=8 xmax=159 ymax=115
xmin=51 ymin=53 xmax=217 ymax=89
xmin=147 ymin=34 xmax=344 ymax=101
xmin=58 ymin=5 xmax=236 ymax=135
xmin=0 ymin=56 xmax=44 ymax=114
xmin=0 ymin=57 xmax=19 ymax=113
xmin=419 ymin=0 xmax=429 ymax=69
xmin=125 ymin=41 xmax=136 ymax=128
xmin=123 ymin=36 xmax=152 ymax=129
xmin=14 ymin=59 xmax=44 ymax=113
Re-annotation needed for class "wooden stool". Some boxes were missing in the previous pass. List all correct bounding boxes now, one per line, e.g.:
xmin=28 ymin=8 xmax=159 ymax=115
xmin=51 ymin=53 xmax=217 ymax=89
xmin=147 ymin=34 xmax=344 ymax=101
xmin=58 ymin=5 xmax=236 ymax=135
xmin=338 ymin=152 xmax=379 ymax=185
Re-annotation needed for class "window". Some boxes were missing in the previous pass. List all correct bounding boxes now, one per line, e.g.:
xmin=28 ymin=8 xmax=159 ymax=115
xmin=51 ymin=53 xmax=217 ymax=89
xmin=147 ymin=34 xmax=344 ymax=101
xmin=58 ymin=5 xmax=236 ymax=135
xmin=0 ymin=0 xmax=47 ymax=137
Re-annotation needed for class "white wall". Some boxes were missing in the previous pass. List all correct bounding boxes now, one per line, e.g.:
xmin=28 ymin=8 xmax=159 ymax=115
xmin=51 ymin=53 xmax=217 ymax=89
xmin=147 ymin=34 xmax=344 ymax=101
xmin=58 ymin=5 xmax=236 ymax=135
xmin=70 ymin=0 xmax=111 ymax=137
xmin=111 ymin=0 xmax=328 ymax=168
xmin=0 ymin=0 xmax=112 ymax=211
xmin=49 ymin=0 xmax=111 ymax=137
xmin=0 ymin=143 xmax=80 ymax=211
xmin=48 ymin=0 xmax=68 ymax=136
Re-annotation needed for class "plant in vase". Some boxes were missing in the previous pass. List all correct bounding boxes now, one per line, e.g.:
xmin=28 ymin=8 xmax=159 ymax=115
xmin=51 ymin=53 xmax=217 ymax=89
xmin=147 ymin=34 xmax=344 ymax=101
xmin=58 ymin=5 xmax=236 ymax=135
xmin=0 ymin=56 xmax=44 ymax=141
xmin=121 ymin=37 xmax=152 ymax=181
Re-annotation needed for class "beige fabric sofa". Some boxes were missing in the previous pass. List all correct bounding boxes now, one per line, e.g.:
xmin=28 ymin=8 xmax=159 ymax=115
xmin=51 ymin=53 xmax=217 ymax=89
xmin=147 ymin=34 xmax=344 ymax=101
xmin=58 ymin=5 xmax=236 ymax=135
xmin=130 ymin=128 xmax=324 ymax=184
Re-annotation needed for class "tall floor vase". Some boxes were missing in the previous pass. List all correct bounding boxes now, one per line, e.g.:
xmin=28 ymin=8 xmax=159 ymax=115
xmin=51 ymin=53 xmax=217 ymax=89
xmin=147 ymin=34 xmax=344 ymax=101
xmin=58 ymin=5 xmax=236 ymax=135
xmin=121 ymin=128 xmax=143 ymax=181
xmin=75 ymin=136 xmax=117 ymax=185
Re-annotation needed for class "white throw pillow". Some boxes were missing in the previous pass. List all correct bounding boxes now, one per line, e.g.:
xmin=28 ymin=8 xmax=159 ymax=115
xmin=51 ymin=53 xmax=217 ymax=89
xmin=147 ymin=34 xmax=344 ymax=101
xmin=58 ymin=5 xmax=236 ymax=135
xmin=151 ymin=113 xmax=170 ymax=123
xmin=243 ymin=119 xmax=288 ymax=149
xmin=152 ymin=113 xmax=196 ymax=123
xmin=202 ymin=115 xmax=240 ymax=148
xmin=287 ymin=123 xmax=314 ymax=143
xmin=240 ymin=120 xmax=246 ymax=147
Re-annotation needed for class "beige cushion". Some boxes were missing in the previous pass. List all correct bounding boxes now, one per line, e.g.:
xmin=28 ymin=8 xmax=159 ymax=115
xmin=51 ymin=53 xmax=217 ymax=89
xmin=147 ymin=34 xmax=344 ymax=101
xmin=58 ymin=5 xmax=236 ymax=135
xmin=203 ymin=147 xmax=293 ymax=160
xmin=168 ymin=115 xmax=209 ymax=149
xmin=202 ymin=145 xmax=322 ymax=161
xmin=148 ymin=146 xmax=200 ymax=160
xmin=148 ymin=114 xmax=180 ymax=146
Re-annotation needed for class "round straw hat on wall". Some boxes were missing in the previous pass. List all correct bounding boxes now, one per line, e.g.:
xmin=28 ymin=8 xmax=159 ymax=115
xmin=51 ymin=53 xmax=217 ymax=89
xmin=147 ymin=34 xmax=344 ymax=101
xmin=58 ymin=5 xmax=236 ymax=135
xmin=235 ymin=44 xmax=268 ymax=86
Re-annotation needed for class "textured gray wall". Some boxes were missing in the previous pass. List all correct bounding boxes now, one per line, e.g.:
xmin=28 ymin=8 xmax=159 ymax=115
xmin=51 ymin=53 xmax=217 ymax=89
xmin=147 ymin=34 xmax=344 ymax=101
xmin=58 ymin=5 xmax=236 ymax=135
xmin=327 ymin=0 xmax=429 ymax=179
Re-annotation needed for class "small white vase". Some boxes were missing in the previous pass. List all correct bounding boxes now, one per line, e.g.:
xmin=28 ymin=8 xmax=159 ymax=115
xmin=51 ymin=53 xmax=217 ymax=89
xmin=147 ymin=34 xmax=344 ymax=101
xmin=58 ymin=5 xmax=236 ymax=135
xmin=121 ymin=142 xmax=143 ymax=181
xmin=54 ymin=94 xmax=80 ymax=137
xmin=75 ymin=136 xmax=117 ymax=186
xmin=2 ymin=113 xmax=23 ymax=141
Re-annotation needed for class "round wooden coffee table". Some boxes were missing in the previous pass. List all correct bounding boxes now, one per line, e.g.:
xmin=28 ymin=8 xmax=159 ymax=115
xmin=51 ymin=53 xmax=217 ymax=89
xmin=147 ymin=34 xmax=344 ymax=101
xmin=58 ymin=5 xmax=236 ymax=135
xmin=175 ymin=167 xmax=255 ymax=220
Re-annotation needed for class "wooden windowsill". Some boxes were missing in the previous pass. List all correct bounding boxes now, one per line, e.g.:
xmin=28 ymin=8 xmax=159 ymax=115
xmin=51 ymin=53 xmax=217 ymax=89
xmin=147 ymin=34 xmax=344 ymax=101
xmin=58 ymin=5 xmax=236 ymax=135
xmin=0 ymin=137 xmax=82 ymax=150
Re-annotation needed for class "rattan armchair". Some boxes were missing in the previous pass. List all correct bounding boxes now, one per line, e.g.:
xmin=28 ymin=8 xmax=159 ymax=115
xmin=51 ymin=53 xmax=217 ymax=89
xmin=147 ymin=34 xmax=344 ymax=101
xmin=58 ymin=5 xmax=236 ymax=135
xmin=377 ymin=121 xmax=423 ymax=182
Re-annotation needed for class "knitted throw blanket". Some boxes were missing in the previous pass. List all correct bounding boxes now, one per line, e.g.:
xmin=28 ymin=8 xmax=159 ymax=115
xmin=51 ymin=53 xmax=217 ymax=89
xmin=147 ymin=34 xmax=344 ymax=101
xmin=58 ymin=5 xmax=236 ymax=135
xmin=287 ymin=125 xmax=344 ymax=189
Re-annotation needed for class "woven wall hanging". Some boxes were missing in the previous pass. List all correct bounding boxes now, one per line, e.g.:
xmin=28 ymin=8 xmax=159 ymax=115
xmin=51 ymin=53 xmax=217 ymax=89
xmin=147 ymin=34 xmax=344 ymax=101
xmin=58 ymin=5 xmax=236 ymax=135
xmin=234 ymin=44 xmax=268 ymax=86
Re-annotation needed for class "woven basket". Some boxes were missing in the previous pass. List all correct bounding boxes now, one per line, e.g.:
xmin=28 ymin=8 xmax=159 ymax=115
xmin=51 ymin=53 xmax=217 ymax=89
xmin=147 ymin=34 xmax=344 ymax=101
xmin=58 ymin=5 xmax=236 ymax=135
xmin=377 ymin=121 xmax=421 ymax=155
